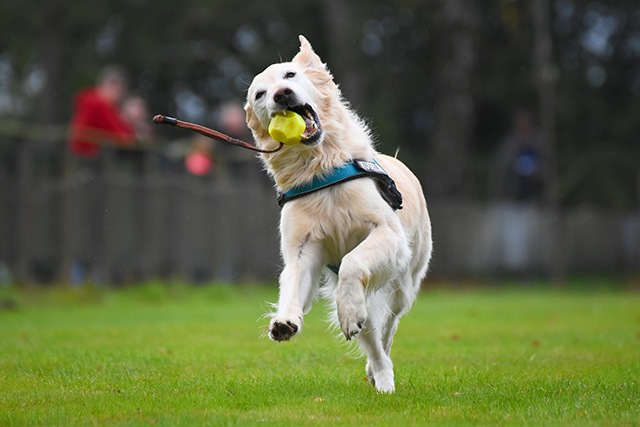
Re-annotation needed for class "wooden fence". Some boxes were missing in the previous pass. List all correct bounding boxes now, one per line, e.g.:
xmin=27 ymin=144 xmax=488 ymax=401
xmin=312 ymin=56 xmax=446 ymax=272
xmin=1 ymin=137 xmax=638 ymax=285
xmin=430 ymin=200 xmax=639 ymax=278
xmin=0 ymin=138 xmax=281 ymax=284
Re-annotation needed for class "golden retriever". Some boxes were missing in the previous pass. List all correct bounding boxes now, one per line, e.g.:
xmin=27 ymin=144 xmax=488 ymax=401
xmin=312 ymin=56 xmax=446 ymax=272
xmin=245 ymin=35 xmax=432 ymax=393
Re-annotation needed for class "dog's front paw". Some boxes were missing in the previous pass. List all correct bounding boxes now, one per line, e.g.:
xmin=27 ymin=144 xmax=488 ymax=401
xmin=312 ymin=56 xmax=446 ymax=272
xmin=337 ymin=301 xmax=367 ymax=341
xmin=269 ymin=317 xmax=300 ymax=341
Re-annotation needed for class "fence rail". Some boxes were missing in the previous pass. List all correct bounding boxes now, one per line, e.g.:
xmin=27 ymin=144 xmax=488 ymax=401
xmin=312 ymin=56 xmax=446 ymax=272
xmin=0 ymin=136 xmax=281 ymax=284
xmin=1 ymin=136 xmax=638 ymax=285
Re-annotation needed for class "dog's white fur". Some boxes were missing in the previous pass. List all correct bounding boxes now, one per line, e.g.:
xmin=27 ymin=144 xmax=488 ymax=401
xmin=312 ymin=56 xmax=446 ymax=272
xmin=245 ymin=36 xmax=432 ymax=393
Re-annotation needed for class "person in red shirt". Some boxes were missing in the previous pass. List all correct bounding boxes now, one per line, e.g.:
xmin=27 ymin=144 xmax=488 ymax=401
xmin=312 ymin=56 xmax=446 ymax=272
xmin=69 ymin=65 xmax=135 ymax=158
xmin=66 ymin=65 xmax=136 ymax=285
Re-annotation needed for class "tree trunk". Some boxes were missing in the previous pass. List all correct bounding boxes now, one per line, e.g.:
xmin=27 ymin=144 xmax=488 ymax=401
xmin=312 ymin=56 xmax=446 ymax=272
xmin=530 ymin=0 xmax=565 ymax=282
xmin=321 ymin=0 xmax=365 ymax=109
xmin=38 ymin=0 xmax=67 ymax=126
xmin=530 ymin=0 xmax=559 ymax=206
xmin=427 ymin=0 xmax=478 ymax=197
xmin=39 ymin=0 xmax=68 ymax=282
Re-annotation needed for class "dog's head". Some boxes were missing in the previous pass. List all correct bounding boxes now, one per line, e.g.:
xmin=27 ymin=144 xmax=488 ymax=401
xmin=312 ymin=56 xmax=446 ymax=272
xmin=245 ymin=35 xmax=335 ymax=150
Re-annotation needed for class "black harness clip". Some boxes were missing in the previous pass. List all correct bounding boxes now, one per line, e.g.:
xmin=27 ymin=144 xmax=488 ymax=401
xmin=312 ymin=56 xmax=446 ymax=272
xmin=354 ymin=160 xmax=403 ymax=211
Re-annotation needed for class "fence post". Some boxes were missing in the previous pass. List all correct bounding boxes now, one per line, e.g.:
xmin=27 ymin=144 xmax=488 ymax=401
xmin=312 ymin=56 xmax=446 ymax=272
xmin=15 ymin=139 xmax=33 ymax=283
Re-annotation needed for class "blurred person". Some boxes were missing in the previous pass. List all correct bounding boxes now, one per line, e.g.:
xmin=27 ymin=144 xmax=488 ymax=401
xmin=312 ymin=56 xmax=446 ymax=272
xmin=185 ymin=136 xmax=215 ymax=177
xmin=219 ymin=101 xmax=249 ymax=138
xmin=68 ymin=65 xmax=135 ymax=159
xmin=215 ymin=101 xmax=256 ymax=179
xmin=119 ymin=94 xmax=155 ymax=174
xmin=490 ymin=108 xmax=548 ymax=202
xmin=122 ymin=94 xmax=154 ymax=144
xmin=119 ymin=94 xmax=158 ymax=283
xmin=65 ymin=65 xmax=135 ymax=285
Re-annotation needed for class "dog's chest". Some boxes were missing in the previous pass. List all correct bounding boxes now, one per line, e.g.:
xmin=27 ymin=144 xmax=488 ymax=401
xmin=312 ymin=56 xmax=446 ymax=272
xmin=320 ymin=223 xmax=369 ymax=262
xmin=283 ymin=178 xmax=391 ymax=264
xmin=312 ymin=206 xmax=380 ymax=264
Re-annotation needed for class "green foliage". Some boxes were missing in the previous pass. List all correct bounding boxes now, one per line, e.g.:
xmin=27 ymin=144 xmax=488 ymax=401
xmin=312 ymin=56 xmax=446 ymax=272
xmin=0 ymin=283 xmax=638 ymax=425
xmin=0 ymin=0 xmax=638 ymax=206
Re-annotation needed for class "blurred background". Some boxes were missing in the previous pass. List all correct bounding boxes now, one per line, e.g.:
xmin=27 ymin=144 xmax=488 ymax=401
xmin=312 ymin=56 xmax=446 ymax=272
xmin=0 ymin=0 xmax=638 ymax=286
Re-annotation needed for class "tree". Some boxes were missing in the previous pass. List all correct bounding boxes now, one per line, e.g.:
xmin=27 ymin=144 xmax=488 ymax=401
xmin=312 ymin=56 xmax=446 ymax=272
xmin=0 ymin=0 xmax=638 ymax=207
xmin=427 ymin=0 xmax=479 ymax=197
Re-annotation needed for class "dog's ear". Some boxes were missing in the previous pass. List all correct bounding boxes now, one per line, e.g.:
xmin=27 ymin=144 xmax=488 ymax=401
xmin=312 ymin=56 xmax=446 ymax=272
xmin=292 ymin=35 xmax=326 ymax=71
xmin=244 ymin=102 xmax=270 ymax=140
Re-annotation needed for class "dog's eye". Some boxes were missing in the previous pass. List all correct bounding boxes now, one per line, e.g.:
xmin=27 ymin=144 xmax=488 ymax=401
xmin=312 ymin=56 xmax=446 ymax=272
xmin=255 ymin=91 xmax=266 ymax=101
xmin=284 ymin=71 xmax=296 ymax=79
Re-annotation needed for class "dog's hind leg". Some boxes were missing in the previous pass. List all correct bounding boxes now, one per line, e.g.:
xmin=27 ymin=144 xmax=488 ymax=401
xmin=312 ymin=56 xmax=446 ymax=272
xmin=381 ymin=277 xmax=419 ymax=355
xmin=359 ymin=324 xmax=395 ymax=393
xmin=381 ymin=315 xmax=400 ymax=356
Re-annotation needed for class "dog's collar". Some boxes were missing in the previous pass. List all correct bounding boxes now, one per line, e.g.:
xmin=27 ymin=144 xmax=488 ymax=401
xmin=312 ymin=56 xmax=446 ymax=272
xmin=277 ymin=159 xmax=403 ymax=210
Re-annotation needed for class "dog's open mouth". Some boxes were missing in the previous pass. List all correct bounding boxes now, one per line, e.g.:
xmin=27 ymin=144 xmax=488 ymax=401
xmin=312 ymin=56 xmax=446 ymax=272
xmin=288 ymin=104 xmax=322 ymax=145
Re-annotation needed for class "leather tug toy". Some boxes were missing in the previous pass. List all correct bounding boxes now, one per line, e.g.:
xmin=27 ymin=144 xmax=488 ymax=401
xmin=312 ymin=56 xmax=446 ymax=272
xmin=153 ymin=114 xmax=284 ymax=154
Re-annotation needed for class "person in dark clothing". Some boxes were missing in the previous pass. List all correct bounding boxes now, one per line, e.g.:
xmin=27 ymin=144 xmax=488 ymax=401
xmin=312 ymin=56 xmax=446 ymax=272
xmin=490 ymin=109 xmax=548 ymax=202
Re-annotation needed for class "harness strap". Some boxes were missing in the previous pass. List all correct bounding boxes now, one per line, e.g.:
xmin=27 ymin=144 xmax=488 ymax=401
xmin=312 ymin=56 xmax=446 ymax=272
xmin=277 ymin=159 xmax=403 ymax=210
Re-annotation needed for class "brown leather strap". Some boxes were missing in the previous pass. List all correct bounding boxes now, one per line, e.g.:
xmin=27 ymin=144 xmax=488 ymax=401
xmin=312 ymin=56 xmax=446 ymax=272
xmin=153 ymin=114 xmax=283 ymax=154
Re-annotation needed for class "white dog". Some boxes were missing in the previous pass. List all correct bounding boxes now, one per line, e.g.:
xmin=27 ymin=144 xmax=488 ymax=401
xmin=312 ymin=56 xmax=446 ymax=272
xmin=245 ymin=35 xmax=432 ymax=393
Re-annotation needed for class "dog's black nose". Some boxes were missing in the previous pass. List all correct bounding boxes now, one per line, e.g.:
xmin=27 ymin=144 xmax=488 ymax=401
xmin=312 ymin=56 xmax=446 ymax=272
xmin=273 ymin=87 xmax=294 ymax=107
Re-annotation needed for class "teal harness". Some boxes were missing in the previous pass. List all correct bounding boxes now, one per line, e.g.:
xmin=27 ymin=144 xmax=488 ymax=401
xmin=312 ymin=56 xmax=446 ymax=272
xmin=277 ymin=159 xmax=403 ymax=210
xmin=277 ymin=159 xmax=403 ymax=275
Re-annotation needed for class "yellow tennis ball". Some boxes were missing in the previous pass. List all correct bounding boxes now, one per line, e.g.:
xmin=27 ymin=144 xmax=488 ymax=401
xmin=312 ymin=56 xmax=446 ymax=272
xmin=268 ymin=111 xmax=306 ymax=145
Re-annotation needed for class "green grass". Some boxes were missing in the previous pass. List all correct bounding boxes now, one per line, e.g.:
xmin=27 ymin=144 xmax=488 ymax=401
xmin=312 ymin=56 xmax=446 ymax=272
xmin=0 ymin=282 xmax=638 ymax=426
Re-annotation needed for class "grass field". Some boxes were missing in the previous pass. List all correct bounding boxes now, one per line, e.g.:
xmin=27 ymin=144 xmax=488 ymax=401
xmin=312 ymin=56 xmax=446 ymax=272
xmin=0 ymin=281 xmax=638 ymax=426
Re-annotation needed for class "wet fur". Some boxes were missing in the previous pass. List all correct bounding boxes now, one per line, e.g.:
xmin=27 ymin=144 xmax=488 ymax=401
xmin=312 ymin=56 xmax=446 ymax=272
xmin=245 ymin=35 xmax=432 ymax=393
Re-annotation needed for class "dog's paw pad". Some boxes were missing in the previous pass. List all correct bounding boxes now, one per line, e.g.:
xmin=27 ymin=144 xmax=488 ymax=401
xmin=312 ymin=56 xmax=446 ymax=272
xmin=341 ymin=318 xmax=365 ymax=341
xmin=269 ymin=320 xmax=299 ymax=341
